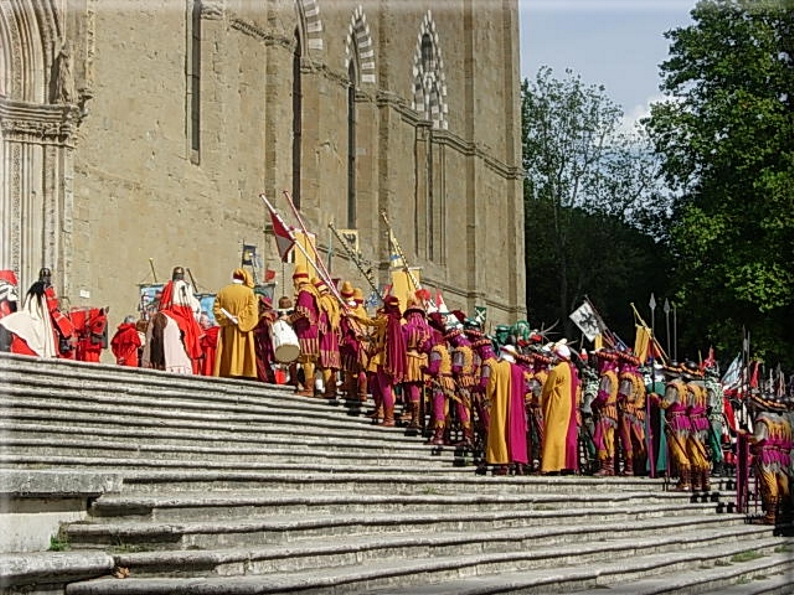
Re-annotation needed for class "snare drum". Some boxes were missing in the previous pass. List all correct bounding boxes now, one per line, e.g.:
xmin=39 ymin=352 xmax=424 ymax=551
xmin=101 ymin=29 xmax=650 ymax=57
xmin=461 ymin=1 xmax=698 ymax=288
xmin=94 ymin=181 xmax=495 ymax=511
xmin=271 ymin=319 xmax=300 ymax=363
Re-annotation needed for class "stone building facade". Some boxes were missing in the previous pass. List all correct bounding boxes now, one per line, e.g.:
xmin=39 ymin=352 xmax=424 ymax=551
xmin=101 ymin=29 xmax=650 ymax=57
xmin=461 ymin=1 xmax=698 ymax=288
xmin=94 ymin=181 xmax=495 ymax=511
xmin=0 ymin=0 xmax=526 ymax=326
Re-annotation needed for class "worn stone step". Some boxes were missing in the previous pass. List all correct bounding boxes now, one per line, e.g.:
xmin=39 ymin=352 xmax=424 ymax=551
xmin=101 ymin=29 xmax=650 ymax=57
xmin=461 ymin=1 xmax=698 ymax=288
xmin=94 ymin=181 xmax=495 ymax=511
xmin=106 ymin=519 xmax=770 ymax=578
xmin=64 ymin=537 xmax=789 ymax=594
xmin=0 ymin=420 xmax=435 ymax=457
xmin=0 ymin=395 xmax=413 ymax=443
xmin=0 ymin=377 xmax=374 ymax=424
xmin=0 ymin=454 xmax=470 ymax=477
xmin=0 ymin=438 xmax=450 ymax=466
xmin=88 ymin=489 xmax=696 ymax=522
xmin=568 ymin=549 xmax=794 ymax=594
xmin=0 ymin=551 xmax=115 ymax=593
xmin=63 ymin=504 xmax=734 ymax=551
xmin=113 ymin=469 xmax=696 ymax=496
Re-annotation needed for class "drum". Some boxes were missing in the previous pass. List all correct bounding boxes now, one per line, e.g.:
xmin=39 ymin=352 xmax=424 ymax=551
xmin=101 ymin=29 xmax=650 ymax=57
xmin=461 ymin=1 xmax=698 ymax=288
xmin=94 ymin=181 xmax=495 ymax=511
xmin=271 ymin=319 xmax=300 ymax=363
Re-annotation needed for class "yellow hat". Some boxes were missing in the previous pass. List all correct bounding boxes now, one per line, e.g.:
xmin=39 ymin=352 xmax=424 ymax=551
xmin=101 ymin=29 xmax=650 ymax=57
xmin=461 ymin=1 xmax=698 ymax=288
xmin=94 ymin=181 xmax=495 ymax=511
xmin=292 ymin=264 xmax=309 ymax=281
xmin=341 ymin=281 xmax=355 ymax=299
xmin=353 ymin=287 xmax=364 ymax=302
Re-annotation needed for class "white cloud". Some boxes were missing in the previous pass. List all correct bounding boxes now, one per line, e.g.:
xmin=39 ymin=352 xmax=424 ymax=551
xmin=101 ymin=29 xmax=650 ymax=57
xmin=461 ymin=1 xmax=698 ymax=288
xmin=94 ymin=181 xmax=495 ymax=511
xmin=620 ymin=93 xmax=668 ymax=135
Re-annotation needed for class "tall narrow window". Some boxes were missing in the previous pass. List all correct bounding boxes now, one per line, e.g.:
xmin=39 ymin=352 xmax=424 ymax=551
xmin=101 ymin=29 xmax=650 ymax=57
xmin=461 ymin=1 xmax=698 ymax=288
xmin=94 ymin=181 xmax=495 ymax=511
xmin=292 ymin=30 xmax=302 ymax=209
xmin=347 ymin=59 xmax=358 ymax=229
xmin=188 ymin=0 xmax=201 ymax=160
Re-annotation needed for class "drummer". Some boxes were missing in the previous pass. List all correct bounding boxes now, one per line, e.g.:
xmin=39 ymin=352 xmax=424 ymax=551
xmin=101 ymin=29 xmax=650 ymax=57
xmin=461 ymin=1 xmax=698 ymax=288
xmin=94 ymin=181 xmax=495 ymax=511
xmin=253 ymin=296 xmax=278 ymax=383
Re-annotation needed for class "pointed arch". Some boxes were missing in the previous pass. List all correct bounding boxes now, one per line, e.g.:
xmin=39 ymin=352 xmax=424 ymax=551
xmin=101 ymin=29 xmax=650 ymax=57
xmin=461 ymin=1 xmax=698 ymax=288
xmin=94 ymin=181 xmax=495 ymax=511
xmin=411 ymin=11 xmax=447 ymax=130
xmin=294 ymin=0 xmax=323 ymax=54
xmin=344 ymin=6 xmax=375 ymax=86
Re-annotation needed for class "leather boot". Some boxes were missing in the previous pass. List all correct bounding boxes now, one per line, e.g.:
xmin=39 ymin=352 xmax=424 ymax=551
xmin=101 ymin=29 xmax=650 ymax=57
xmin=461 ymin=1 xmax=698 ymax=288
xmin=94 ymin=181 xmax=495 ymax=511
xmin=701 ymin=471 xmax=711 ymax=492
xmin=594 ymin=457 xmax=614 ymax=476
xmin=408 ymin=402 xmax=421 ymax=429
xmin=675 ymin=469 xmax=692 ymax=492
xmin=425 ymin=426 xmax=444 ymax=446
xmin=620 ymin=455 xmax=634 ymax=476
xmin=691 ymin=469 xmax=703 ymax=491
xmin=455 ymin=425 xmax=474 ymax=447
xmin=381 ymin=407 xmax=395 ymax=427
xmin=367 ymin=404 xmax=383 ymax=420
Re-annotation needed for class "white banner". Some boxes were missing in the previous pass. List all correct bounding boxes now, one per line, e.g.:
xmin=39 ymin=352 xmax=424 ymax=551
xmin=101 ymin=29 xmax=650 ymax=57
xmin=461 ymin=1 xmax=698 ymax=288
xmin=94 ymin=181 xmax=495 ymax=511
xmin=569 ymin=302 xmax=600 ymax=342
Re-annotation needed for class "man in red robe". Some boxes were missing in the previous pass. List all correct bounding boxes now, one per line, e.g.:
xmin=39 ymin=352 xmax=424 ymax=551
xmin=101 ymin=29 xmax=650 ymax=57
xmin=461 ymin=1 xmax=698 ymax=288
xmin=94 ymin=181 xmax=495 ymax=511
xmin=158 ymin=266 xmax=203 ymax=373
xmin=111 ymin=315 xmax=142 ymax=367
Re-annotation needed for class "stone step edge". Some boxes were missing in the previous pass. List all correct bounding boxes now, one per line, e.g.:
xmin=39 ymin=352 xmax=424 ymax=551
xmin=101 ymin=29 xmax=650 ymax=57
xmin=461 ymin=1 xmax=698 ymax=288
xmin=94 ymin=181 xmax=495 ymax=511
xmin=0 ymin=382 xmax=370 ymax=422
xmin=62 ymin=537 xmax=790 ymax=594
xmin=110 ymin=520 xmax=769 ymax=573
xmin=63 ymin=508 xmax=730 ymax=542
xmin=0 ymin=551 xmax=115 ymax=585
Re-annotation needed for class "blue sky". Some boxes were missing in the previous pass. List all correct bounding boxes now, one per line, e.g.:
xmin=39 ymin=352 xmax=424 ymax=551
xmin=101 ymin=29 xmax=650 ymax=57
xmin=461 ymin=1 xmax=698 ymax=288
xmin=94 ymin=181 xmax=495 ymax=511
xmin=520 ymin=0 xmax=699 ymax=126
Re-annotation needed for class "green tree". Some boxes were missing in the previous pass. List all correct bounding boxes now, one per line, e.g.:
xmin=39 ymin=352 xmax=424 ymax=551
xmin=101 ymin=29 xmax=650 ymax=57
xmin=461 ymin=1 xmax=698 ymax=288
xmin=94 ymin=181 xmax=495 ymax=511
xmin=522 ymin=67 xmax=670 ymax=342
xmin=644 ymin=0 xmax=794 ymax=367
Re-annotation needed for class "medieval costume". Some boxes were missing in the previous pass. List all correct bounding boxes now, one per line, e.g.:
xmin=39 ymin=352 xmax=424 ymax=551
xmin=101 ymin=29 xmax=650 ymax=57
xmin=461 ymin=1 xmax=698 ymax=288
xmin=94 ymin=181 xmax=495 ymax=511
xmin=593 ymin=350 xmax=620 ymax=476
xmin=198 ymin=314 xmax=220 ymax=377
xmin=0 ymin=276 xmax=58 ymax=358
xmin=111 ymin=316 xmax=142 ymax=367
xmin=540 ymin=343 xmax=580 ymax=475
xmin=289 ymin=264 xmax=321 ymax=396
xmin=617 ymin=352 xmax=647 ymax=476
xmin=253 ymin=297 xmax=277 ymax=383
xmin=448 ymin=327 xmax=476 ymax=446
xmin=425 ymin=321 xmax=455 ymax=445
xmin=158 ymin=266 xmax=203 ymax=374
xmin=355 ymin=295 xmax=407 ymax=427
xmin=658 ymin=365 xmax=694 ymax=491
xmin=684 ymin=363 xmax=712 ymax=491
xmin=401 ymin=295 xmax=431 ymax=429
xmin=213 ymin=268 xmax=258 ymax=379
xmin=339 ymin=282 xmax=368 ymax=401
xmin=314 ymin=277 xmax=342 ymax=398
xmin=74 ymin=308 xmax=107 ymax=363
xmin=0 ymin=270 xmax=19 ymax=319
xmin=747 ymin=402 xmax=792 ymax=525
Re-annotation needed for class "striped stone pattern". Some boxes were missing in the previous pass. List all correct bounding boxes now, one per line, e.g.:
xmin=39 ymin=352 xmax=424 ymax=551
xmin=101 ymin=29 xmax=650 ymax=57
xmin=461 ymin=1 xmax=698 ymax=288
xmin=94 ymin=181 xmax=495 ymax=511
xmin=298 ymin=0 xmax=324 ymax=52
xmin=345 ymin=5 xmax=376 ymax=85
xmin=411 ymin=10 xmax=448 ymax=130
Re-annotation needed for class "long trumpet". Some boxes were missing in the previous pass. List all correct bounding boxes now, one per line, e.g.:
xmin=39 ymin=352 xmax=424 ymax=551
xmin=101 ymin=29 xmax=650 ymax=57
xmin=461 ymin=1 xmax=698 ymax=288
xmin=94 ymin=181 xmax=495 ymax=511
xmin=380 ymin=210 xmax=421 ymax=291
xmin=328 ymin=222 xmax=381 ymax=300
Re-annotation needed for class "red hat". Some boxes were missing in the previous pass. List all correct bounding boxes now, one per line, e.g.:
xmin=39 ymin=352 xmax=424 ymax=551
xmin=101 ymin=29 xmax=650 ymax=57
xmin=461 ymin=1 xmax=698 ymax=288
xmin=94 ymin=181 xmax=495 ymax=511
xmin=384 ymin=295 xmax=400 ymax=308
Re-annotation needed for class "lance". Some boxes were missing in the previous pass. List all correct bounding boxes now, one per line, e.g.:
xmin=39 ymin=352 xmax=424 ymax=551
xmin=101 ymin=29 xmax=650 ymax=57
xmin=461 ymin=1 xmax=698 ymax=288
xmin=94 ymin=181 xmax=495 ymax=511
xmin=673 ymin=302 xmax=678 ymax=363
xmin=279 ymin=191 xmax=348 ymax=309
xmin=648 ymin=294 xmax=658 ymax=478
xmin=664 ymin=298 xmax=671 ymax=360
xmin=328 ymin=222 xmax=382 ymax=301
xmin=260 ymin=193 xmax=347 ymax=311
xmin=380 ymin=210 xmax=422 ymax=292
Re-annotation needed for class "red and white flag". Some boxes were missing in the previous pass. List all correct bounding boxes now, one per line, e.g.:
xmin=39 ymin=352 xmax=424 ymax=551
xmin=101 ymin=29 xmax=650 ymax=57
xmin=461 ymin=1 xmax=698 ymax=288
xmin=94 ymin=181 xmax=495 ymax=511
xmin=261 ymin=195 xmax=295 ymax=262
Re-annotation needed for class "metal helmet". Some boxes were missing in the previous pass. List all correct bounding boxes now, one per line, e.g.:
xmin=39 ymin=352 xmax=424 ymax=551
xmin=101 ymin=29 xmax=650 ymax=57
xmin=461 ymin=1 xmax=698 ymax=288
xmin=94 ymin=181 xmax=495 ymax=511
xmin=172 ymin=266 xmax=186 ymax=281
xmin=38 ymin=267 xmax=52 ymax=286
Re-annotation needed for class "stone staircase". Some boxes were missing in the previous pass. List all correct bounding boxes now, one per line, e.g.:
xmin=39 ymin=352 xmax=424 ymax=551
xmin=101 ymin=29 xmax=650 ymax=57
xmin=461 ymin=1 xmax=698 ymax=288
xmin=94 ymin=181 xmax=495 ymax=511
xmin=0 ymin=352 xmax=791 ymax=594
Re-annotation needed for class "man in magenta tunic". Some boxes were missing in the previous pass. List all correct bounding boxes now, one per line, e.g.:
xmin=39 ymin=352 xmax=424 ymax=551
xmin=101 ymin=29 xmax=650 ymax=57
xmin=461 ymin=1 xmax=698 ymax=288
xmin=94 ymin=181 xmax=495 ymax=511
xmin=289 ymin=264 xmax=320 ymax=396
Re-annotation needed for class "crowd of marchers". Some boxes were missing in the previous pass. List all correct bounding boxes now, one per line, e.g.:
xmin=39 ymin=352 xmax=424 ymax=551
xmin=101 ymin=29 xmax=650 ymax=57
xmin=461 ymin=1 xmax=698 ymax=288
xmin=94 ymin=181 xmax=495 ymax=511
xmin=0 ymin=265 xmax=791 ymax=526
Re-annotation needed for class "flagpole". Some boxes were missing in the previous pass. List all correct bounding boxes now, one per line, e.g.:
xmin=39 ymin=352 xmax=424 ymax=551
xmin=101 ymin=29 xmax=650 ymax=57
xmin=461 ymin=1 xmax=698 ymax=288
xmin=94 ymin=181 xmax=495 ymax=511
xmin=280 ymin=190 xmax=347 ymax=307
xmin=260 ymin=194 xmax=347 ymax=310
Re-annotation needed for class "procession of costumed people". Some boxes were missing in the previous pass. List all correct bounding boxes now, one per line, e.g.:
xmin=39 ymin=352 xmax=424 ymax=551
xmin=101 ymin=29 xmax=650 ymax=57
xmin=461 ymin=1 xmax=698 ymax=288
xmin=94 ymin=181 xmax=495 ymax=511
xmin=1 ymin=198 xmax=790 ymax=527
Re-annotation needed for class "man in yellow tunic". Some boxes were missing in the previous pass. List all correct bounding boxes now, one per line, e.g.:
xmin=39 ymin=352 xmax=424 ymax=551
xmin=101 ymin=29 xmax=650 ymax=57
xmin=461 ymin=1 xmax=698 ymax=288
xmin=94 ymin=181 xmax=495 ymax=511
xmin=485 ymin=347 xmax=514 ymax=475
xmin=540 ymin=343 xmax=580 ymax=475
xmin=213 ymin=268 xmax=258 ymax=378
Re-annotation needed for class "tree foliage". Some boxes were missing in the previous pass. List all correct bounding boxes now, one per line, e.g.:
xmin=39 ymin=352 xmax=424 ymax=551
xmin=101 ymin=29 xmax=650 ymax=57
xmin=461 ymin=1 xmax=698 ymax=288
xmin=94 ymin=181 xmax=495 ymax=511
xmin=644 ymin=0 xmax=794 ymax=367
xmin=522 ymin=67 xmax=671 ymax=342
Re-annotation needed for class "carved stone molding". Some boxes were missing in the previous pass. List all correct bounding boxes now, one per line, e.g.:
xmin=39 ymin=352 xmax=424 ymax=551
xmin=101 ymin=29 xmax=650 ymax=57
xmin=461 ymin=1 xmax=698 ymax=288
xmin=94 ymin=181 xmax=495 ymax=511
xmin=0 ymin=99 xmax=79 ymax=147
xmin=201 ymin=0 xmax=226 ymax=20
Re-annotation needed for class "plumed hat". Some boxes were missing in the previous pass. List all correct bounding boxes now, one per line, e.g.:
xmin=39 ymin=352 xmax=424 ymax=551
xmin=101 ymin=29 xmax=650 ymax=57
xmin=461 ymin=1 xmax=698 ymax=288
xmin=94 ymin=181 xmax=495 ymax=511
xmin=404 ymin=295 xmax=426 ymax=316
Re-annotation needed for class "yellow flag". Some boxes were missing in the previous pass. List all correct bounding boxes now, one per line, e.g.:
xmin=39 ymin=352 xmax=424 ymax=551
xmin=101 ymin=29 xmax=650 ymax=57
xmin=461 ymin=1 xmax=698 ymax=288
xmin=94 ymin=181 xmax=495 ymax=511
xmin=594 ymin=334 xmax=603 ymax=351
xmin=634 ymin=324 xmax=651 ymax=363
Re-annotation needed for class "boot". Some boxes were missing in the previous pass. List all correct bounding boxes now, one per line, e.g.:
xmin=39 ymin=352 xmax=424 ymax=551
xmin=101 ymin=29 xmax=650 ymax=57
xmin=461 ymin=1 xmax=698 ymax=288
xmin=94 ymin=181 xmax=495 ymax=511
xmin=675 ymin=469 xmax=692 ymax=492
xmin=407 ymin=402 xmax=421 ymax=429
xmin=381 ymin=407 xmax=395 ymax=427
xmin=455 ymin=425 xmax=474 ymax=447
xmin=700 ymin=470 xmax=711 ymax=492
xmin=691 ymin=469 xmax=703 ymax=491
xmin=425 ymin=426 xmax=444 ymax=446
xmin=367 ymin=404 xmax=383 ymax=420
xmin=594 ymin=457 xmax=614 ymax=477
xmin=620 ymin=455 xmax=634 ymax=476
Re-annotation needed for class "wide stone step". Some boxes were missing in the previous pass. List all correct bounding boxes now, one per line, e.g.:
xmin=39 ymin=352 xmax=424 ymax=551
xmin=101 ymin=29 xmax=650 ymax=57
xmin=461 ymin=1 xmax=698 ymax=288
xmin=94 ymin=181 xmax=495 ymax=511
xmin=105 ymin=520 xmax=769 ymax=578
xmin=0 ymin=420 xmax=435 ymax=457
xmin=0 ymin=438 xmax=450 ymax=466
xmin=114 ymin=469 xmax=694 ymax=496
xmin=63 ymin=536 xmax=788 ymax=595
xmin=63 ymin=503 xmax=731 ymax=551
xmin=88 ymin=489 xmax=697 ymax=522
xmin=0 ymin=377 xmax=374 ymax=424
xmin=0 ymin=551 xmax=115 ymax=593
xmin=0 ymin=454 xmax=470 ymax=477
xmin=0 ymin=394 xmax=413 ymax=444
xmin=569 ymin=549 xmax=794 ymax=594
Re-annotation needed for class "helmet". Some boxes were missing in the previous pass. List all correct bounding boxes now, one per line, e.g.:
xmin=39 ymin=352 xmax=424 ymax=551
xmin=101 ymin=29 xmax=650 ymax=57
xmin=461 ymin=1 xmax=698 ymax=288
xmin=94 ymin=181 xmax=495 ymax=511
xmin=171 ymin=266 xmax=185 ymax=281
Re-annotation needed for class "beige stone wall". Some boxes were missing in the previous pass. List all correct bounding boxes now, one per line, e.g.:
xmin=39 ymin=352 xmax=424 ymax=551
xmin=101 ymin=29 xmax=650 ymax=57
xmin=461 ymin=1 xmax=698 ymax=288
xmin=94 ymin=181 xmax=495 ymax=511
xmin=2 ymin=0 xmax=526 ymax=342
